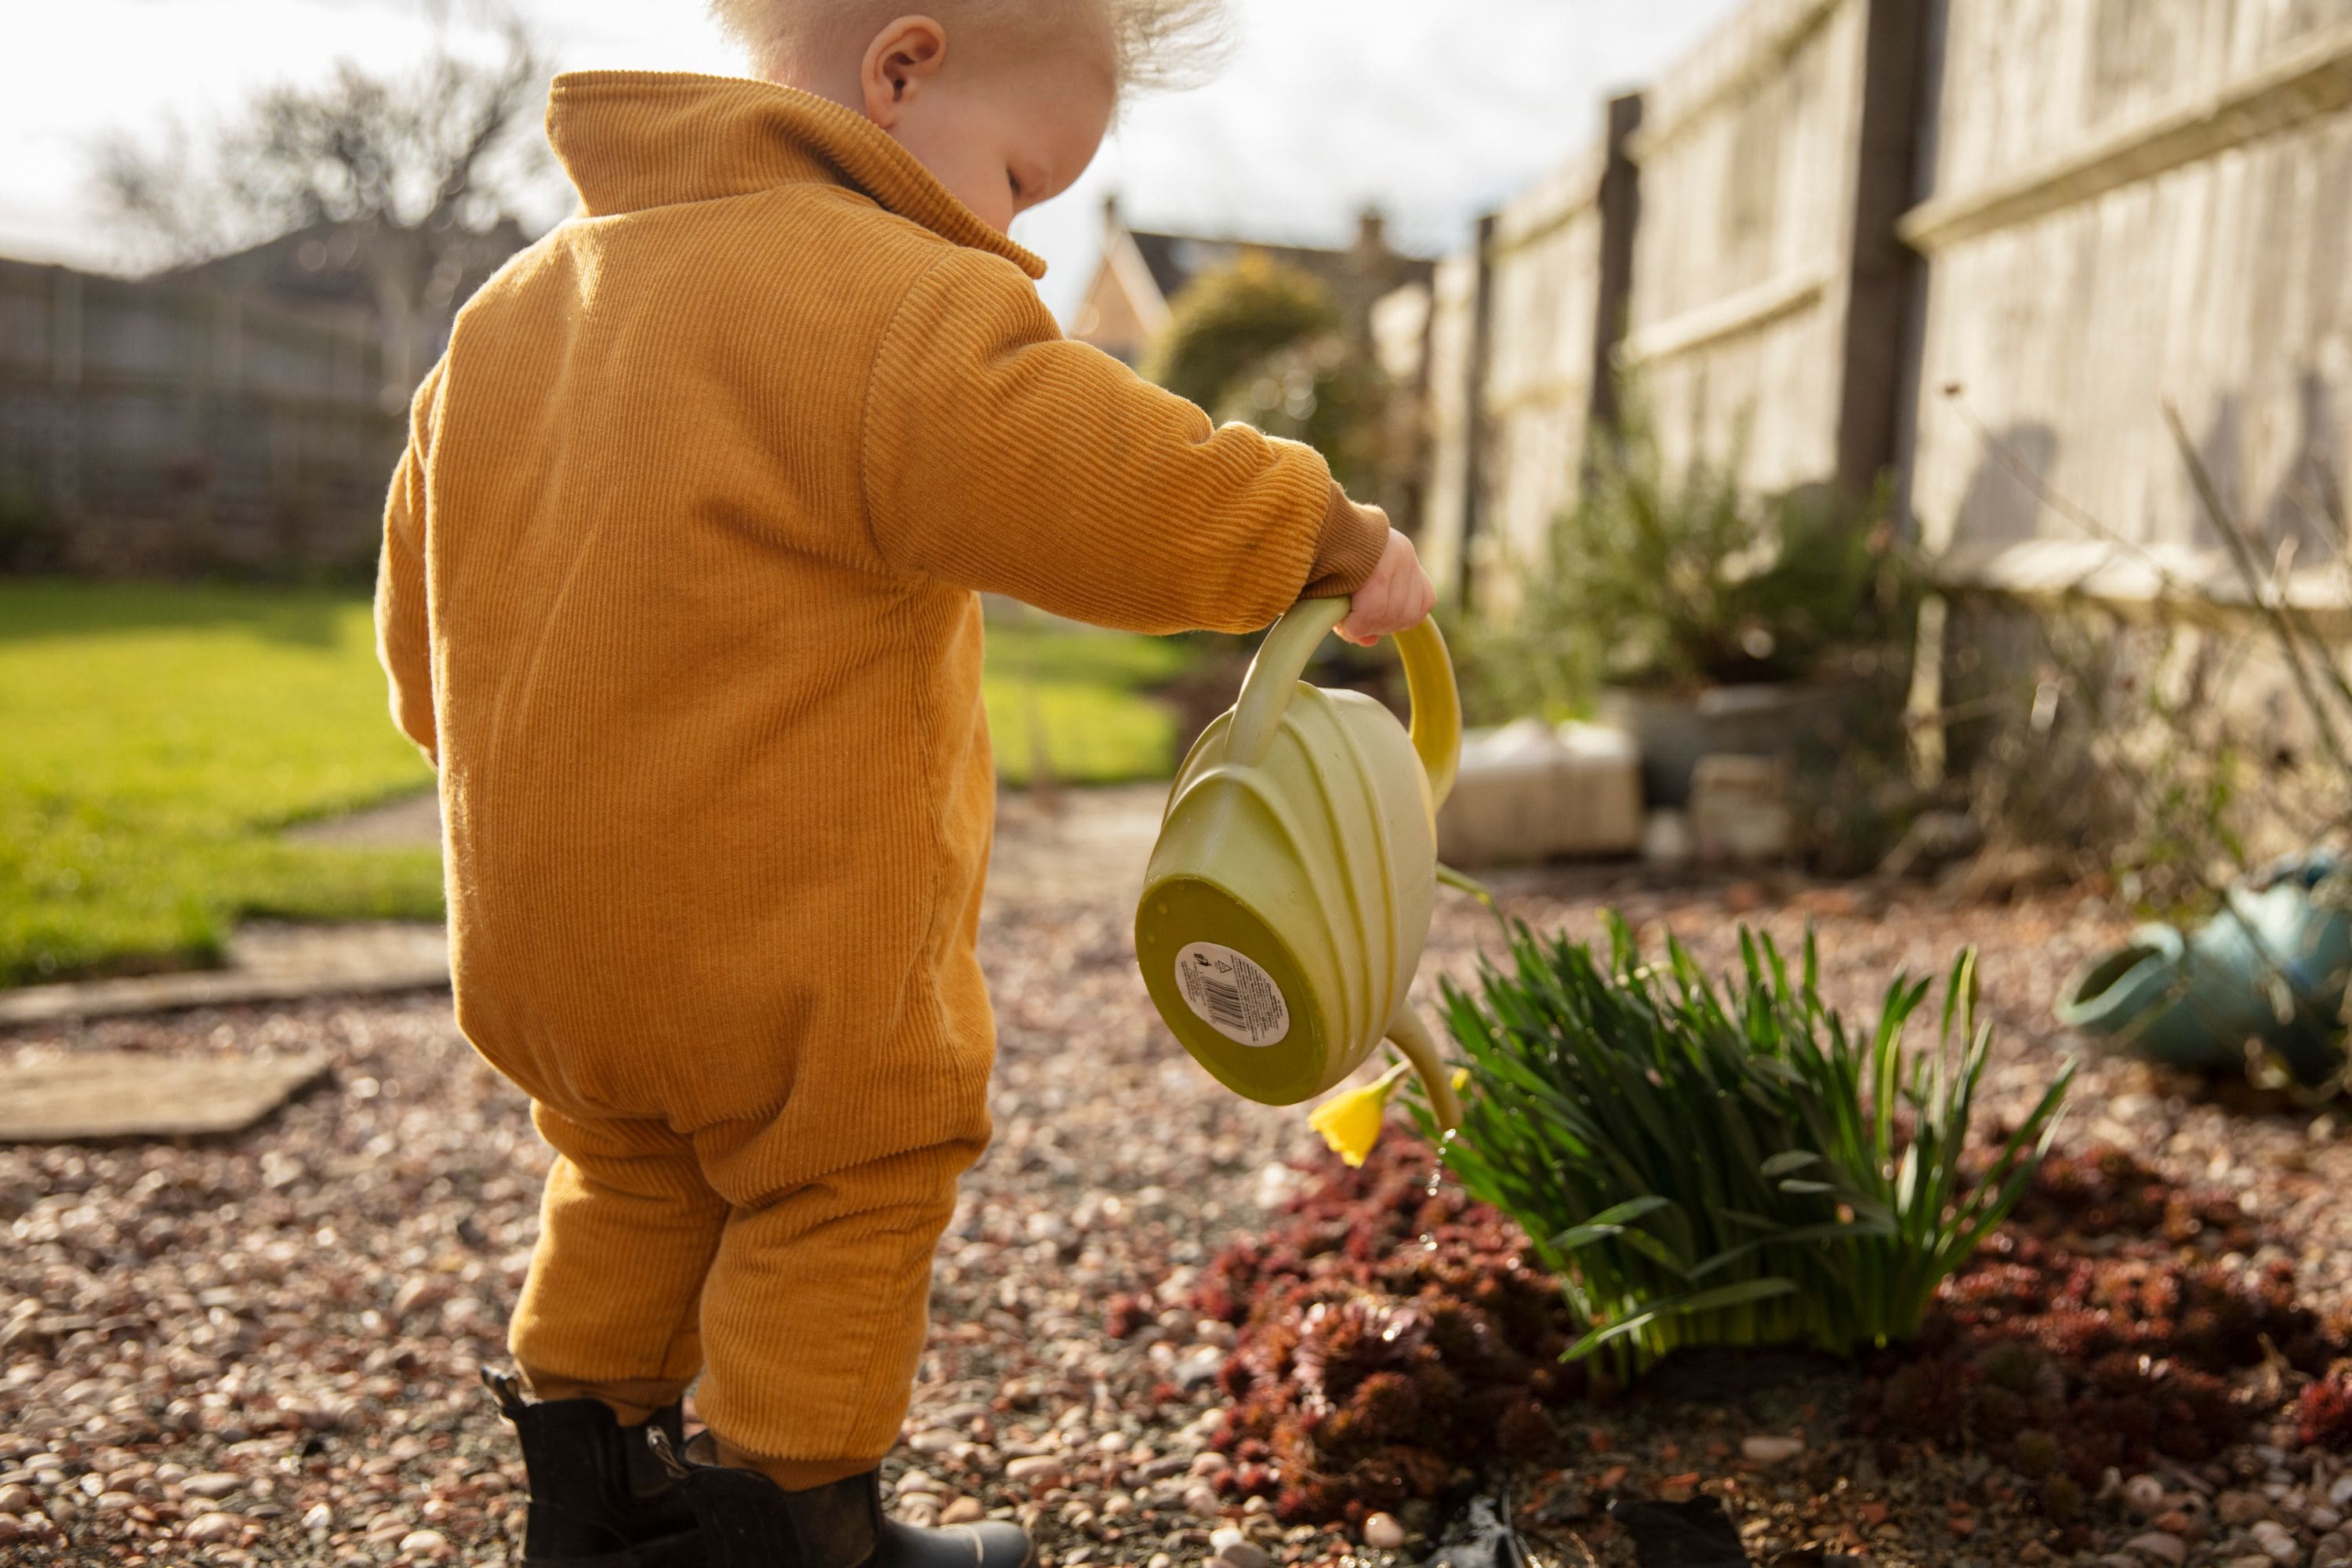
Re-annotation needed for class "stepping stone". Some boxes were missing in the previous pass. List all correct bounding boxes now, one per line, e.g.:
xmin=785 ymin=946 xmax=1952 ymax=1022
xmin=0 ymin=1049 xmax=328 ymax=1141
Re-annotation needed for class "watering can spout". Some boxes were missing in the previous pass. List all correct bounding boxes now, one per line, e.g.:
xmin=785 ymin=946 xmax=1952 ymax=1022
xmin=1135 ymin=597 xmax=1467 ymax=1134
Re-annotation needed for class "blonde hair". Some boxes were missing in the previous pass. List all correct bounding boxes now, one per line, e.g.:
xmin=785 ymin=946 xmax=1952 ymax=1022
xmin=711 ymin=0 xmax=1234 ymax=96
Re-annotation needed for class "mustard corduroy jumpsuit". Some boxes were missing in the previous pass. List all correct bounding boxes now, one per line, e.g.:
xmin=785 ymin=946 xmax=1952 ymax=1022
xmin=373 ymin=71 xmax=1390 ymax=1486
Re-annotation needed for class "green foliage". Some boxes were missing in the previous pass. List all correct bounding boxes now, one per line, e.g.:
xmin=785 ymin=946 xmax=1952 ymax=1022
xmin=1413 ymin=916 xmax=2071 ymax=1375
xmin=1459 ymin=399 xmax=1911 ymax=720
xmin=1142 ymin=255 xmax=1341 ymax=410
xmin=0 ymin=579 xmax=444 ymax=984
xmin=1141 ymin=256 xmax=1387 ymax=497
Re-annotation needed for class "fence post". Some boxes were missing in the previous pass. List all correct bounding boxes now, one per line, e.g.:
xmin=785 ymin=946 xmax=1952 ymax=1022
xmin=1835 ymin=0 xmax=1932 ymax=500
xmin=47 ymin=267 xmax=82 ymax=521
xmin=1457 ymin=212 xmax=1498 ymax=613
xmin=1586 ymin=92 xmax=1646 ymax=459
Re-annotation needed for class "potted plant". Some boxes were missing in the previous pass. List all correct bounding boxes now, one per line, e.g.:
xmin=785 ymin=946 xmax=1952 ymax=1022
xmin=1465 ymin=401 xmax=1911 ymax=806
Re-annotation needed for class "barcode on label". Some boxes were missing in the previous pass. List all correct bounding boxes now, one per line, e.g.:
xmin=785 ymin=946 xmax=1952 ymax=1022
xmin=1196 ymin=977 xmax=1247 ymax=1032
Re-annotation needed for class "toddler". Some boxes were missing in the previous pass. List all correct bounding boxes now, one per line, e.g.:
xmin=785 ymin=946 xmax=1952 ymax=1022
xmin=374 ymin=2 xmax=1434 ymax=1565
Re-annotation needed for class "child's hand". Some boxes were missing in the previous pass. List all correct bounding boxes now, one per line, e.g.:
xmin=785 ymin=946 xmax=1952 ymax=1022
xmin=1334 ymin=529 xmax=1437 ymax=646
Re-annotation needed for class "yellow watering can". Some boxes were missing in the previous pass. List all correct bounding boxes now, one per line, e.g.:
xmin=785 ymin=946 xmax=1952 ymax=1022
xmin=1134 ymin=597 xmax=1465 ymax=1131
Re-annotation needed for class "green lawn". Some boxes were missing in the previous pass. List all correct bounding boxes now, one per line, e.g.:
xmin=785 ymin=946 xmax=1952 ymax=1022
xmin=0 ymin=583 xmax=1196 ymax=985
xmin=982 ymin=617 xmax=1199 ymax=788
xmin=0 ymin=581 xmax=445 ymax=985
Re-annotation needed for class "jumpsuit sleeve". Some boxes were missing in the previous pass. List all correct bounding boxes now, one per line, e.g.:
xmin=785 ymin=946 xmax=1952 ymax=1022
xmin=858 ymin=248 xmax=1390 ymax=636
xmin=375 ymin=362 xmax=445 ymax=767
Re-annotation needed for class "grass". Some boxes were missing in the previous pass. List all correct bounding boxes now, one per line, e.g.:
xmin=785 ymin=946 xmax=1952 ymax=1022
xmin=1 ymin=583 xmax=1198 ymax=985
xmin=0 ymin=580 xmax=445 ymax=985
xmin=981 ymin=616 xmax=1200 ymax=787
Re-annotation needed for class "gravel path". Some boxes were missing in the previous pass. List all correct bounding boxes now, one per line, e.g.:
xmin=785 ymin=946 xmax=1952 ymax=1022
xmin=5 ymin=857 xmax=2348 ymax=1567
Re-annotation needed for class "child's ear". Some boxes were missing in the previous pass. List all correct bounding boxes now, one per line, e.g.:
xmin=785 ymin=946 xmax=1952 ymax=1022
xmin=862 ymin=16 xmax=949 ymax=125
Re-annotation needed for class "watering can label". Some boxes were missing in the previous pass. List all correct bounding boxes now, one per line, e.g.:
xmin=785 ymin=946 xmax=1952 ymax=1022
xmin=1174 ymin=942 xmax=1290 ymax=1047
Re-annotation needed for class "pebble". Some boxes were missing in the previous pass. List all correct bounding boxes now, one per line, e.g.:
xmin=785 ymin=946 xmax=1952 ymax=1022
xmin=1740 ymin=1435 xmax=1803 ymax=1465
xmin=941 ymin=1497 xmax=985 ymax=1525
xmin=0 ymin=1486 xmax=31 ymax=1515
xmin=2250 ymin=1520 xmax=2299 ymax=1563
xmin=909 ymin=1429 xmax=961 ymax=1455
xmin=2219 ymin=1491 xmax=2270 ymax=1526
xmin=1189 ymin=1451 xmax=1230 ymax=1477
xmin=1005 ymin=1457 xmax=1065 ymax=1490
xmin=0 ymin=1518 xmax=17 ymax=1546
xmin=2123 ymin=1534 xmax=2185 ymax=1566
xmin=1181 ymin=1485 xmax=1222 ymax=1517
xmin=2125 ymin=1475 xmax=2167 ymax=1515
xmin=399 ymin=1526 xmax=451 ymax=1555
xmin=303 ymin=1502 xmax=333 ymax=1530
xmin=184 ymin=1512 xmax=242 ymax=1544
xmin=1362 ymin=1512 xmax=1406 ymax=1550
xmin=1215 ymin=1544 xmax=1273 ymax=1568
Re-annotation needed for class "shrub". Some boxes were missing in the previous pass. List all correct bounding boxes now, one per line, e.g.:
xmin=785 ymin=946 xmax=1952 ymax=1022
xmin=1141 ymin=255 xmax=1386 ymax=497
xmin=1414 ymin=916 xmax=2071 ymax=1373
xmin=1454 ymin=393 xmax=1911 ymax=721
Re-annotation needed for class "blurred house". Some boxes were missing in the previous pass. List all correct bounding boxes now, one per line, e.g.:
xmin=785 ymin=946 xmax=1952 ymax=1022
xmin=1071 ymin=198 xmax=1433 ymax=366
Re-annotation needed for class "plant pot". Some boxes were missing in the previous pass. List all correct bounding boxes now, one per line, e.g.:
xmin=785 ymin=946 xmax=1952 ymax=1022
xmin=1600 ymin=681 xmax=1851 ymax=808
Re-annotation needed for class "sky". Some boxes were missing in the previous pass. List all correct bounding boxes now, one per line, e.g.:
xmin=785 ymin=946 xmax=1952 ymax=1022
xmin=1 ymin=0 xmax=1746 ymax=322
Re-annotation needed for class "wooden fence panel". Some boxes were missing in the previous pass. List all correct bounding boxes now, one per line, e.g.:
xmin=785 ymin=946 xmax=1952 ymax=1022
xmin=0 ymin=258 xmax=402 ymax=574
xmin=1907 ymin=4 xmax=2352 ymax=607
xmin=1417 ymin=247 xmax=1486 ymax=604
xmin=1623 ymin=0 xmax=1871 ymax=494
xmin=1479 ymin=140 xmax=1610 ymax=603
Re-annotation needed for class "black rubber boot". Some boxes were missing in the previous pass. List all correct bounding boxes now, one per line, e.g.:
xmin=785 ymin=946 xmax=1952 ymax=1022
xmin=485 ymin=1369 xmax=706 ymax=1567
xmin=655 ymin=1432 xmax=1033 ymax=1568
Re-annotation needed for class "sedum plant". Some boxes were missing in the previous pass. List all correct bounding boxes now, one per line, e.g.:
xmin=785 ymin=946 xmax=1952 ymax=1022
xmin=1409 ymin=916 xmax=2071 ymax=1373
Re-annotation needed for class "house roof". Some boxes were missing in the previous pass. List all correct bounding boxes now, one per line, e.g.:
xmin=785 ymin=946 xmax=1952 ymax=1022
xmin=1123 ymin=228 xmax=1435 ymax=312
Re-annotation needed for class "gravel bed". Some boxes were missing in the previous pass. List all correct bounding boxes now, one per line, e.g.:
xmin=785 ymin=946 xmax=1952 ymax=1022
xmin=2 ymin=871 xmax=2348 ymax=1568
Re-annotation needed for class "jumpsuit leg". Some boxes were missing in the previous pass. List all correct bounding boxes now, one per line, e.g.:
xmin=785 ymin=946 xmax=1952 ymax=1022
xmin=688 ymin=1124 xmax=986 ymax=1490
xmin=509 ymin=1102 xmax=730 ymax=1424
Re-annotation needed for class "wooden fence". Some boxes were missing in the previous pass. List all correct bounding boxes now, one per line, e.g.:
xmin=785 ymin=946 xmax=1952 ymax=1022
xmin=0 ymin=258 xmax=402 ymax=574
xmin=1417 ymin=0 xmax=2352 ymax=615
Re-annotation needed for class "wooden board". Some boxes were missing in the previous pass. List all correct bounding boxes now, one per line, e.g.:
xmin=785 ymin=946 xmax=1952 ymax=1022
xmin=0 ymin=1050 xmax=329 ymax=1142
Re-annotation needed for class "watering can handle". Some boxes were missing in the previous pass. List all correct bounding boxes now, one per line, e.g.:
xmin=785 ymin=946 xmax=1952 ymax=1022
xmin=1227 ymin=597 xmax=1462 ymax=813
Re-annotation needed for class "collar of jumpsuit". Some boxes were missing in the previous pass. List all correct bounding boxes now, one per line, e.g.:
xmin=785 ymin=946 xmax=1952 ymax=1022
xmin=543 ymin=70 xmax=1051 ymax=281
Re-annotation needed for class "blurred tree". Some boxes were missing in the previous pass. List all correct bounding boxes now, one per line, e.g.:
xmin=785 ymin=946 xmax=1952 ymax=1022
xmin=1141 ymin=254 xmax=1387 ymax=498
xmin=93 ymin=12 xmax=551 ymax=398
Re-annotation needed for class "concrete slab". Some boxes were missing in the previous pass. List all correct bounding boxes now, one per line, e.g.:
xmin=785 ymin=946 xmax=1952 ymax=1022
xmin=1438 ymin=720 xmax=1645 ymax=867
xmin=0 ymin=921 xmax=449 ymax=1028
xmin=0 ymin=1047 xmax=329 ymax=1141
